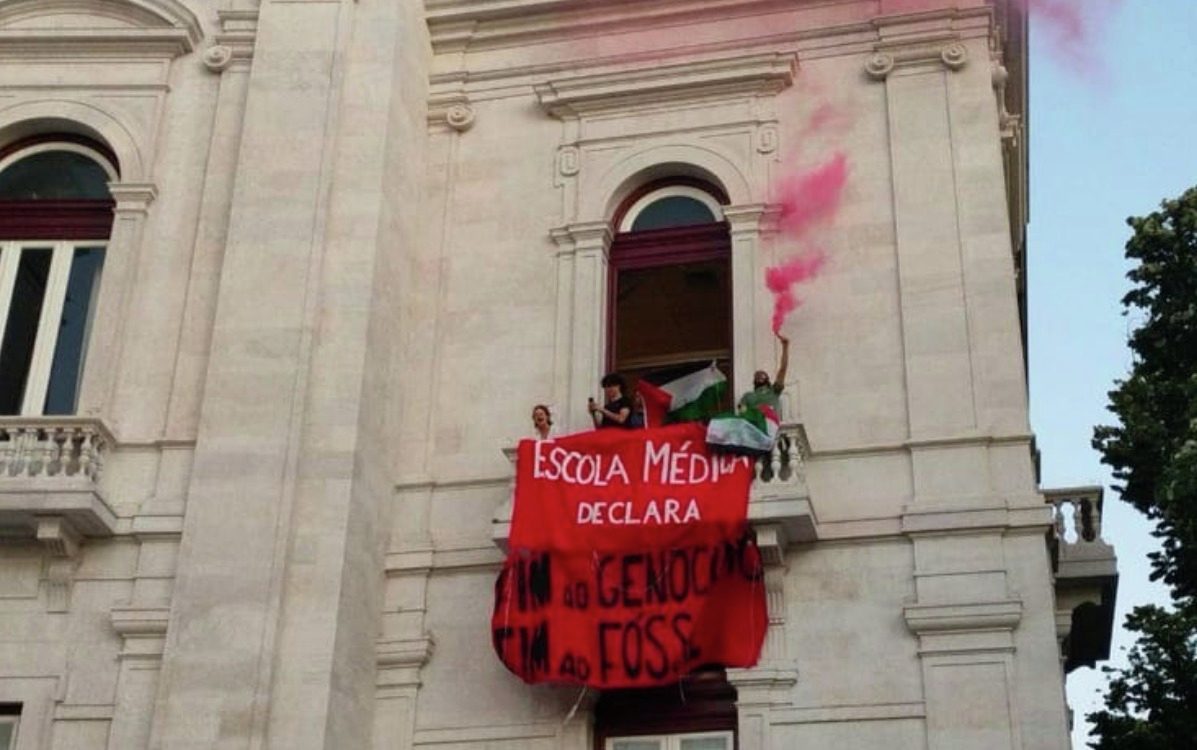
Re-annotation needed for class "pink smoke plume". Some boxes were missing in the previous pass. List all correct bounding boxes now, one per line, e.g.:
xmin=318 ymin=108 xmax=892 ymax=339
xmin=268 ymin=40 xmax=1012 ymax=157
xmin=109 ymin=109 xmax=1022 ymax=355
xmin=1018 ymin=0 xmax=1123 ymax=77
xmin=766 ymin=252 xmax=826 ymax=335
xmin=774 ymin=152 xmax=848 ymax=241
xmin=878 ymin=0 xmax=1119 ymax=78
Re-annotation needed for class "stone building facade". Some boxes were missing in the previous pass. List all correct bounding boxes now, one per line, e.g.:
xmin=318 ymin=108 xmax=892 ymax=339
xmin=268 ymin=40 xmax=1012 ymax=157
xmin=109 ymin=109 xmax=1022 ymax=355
xmin=0 ymin=1 xmax=1117 ymax=748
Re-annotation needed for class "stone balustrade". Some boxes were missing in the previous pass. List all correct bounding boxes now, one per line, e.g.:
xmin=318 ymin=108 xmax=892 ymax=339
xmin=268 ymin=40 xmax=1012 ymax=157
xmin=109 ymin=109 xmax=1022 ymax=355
xmin=1042 ymin=485 xmax=1118 ymax=672
xmin=0 ymin=418 xmax=109 ymax=482
xmin=1045 ymin=485 xmax=1104 ymax=546
xmin=752 ymin=422 xmax=809 ymax=486
xmin=0 ymin=417 xmax=118 ymax=546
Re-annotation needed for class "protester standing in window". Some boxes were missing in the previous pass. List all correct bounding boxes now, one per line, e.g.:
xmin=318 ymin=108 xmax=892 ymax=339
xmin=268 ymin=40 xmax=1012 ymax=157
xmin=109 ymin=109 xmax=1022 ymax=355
xmin=739 ymin=332 xmax=789 ymax=417
xmin=589 ymin=373 xmax=633 ymax=429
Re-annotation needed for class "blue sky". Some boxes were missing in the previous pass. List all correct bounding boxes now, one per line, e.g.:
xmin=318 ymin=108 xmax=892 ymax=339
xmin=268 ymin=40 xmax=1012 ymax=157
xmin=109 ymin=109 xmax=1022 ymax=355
xmin=1026 ymin=0 xmax=1197 ymax=744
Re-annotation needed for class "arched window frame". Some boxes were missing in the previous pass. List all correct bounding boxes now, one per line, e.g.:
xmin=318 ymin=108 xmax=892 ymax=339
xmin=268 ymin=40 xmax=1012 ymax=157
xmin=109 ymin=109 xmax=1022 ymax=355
xmin=0 ymin=135 xmax=118 ymax=416
xmin=550 ymin=153 xmax=776 ymax=435
xmin=0 ymin=138 xmax=120 ymax=179
xmin=605 ymin=179 xmax=734 ymax=391
xmin=617 ymin=184 xmax=726 ymax=233
xmin=0 ymin=134 xmax=120 ymax=240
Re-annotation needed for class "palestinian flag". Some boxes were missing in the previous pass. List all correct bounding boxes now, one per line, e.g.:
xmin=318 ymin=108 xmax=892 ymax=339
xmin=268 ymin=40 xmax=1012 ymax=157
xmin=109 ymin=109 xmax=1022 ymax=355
xmin=635 ymin=363 xmax=728 ymax=426
xmin=706 ymin=404 xmax=780 ymax=455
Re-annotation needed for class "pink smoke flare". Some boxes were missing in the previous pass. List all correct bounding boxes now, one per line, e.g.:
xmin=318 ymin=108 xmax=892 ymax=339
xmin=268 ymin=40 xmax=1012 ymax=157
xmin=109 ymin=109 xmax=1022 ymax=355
xmin=766 ymin=252 xmax=826 ymax=334
xmin=774 ymin=153 xmax=848 ymax=241
xmin=1020 ymin=0 xmax=1123 ymax=77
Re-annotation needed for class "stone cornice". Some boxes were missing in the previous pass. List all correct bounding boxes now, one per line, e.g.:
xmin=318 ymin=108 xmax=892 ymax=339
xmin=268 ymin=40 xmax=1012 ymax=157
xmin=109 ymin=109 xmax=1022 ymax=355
xmin=428 ymin=0 xmax=796 ymax=51
xmin=0 ymin=28 xmax=194 ymax=58
xmin=428 ymin=0 xmax=996 ymax=58
xmin=0 ymin=0 xmax=203 ymax=55
xmin=110 ymin=605 xmax=171 ymax=637
xmin=535 ymin=51 xmax=797 ymax=117
xmin=904 ymin=599 xmax=1022 ymax=635
xmin=549 ymin=221 xmax=613 ymax=251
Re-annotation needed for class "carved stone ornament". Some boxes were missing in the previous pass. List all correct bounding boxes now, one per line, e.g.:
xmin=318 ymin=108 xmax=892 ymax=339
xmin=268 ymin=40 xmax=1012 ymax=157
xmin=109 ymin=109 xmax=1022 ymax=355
xmin=202 ymin=44 xmax=233 ymax=73
xmin=940 ymin=43 xmax=969 ymax=71
xmin=865 ymin=52 xmax=896 ymax=80
xmin=557 ymin=146 xmax=580 ymax=176
xmin=445 ymin=103 xmax=476 ymax=132
xmin=756 ymin=124 xmax=779 ymax=155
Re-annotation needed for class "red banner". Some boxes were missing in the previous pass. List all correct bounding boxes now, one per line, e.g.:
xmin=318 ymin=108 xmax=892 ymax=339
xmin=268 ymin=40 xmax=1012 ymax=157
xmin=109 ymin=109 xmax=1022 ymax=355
xmin=493 ymin=423 xmax=767 ymax=688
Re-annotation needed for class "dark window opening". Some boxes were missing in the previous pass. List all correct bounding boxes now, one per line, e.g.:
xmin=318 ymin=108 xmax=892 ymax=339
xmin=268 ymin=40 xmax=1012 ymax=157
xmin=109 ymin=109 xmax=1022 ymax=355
xmin=0 ymin=135 xmax=115 ymax=415
xmin=594 ymin=668 xmax=737 ymax=750
xmin=608 ymin=181 xmax=732 ymax=403
xmin=0 ymin=703 xmax=20 ymax=750
xmin=630 ymin=196 xmax=717 ymax=232
xmin=0 ymin=248 xmax=52 ymax=415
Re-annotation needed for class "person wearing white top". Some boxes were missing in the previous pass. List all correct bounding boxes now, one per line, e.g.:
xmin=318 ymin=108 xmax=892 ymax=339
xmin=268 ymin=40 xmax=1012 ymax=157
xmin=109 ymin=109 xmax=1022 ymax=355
xmin=531 ymin=404 xmax=555 ymax=440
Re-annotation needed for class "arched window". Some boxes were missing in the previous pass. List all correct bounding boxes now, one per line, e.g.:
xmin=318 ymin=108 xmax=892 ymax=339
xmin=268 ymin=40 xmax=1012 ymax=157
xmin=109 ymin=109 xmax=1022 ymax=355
xmin=608 ymin=179 xmax=732 ymax=397
xmin=0 ymin=135 xmax=116 ymax=416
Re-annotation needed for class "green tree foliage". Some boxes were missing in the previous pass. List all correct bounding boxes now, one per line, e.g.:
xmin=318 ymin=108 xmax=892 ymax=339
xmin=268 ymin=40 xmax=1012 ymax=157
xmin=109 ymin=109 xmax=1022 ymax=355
xmin=1088 ymin=186 xmax=1197 ymax=747
xmin=1087 ymin=606 xmax=1197 ymax=749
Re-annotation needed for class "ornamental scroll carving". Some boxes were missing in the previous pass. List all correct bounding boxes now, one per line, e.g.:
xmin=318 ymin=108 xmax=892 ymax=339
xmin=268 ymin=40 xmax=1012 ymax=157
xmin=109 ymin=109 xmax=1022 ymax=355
xmin=865 ymin=40 xmax=970 ymax=80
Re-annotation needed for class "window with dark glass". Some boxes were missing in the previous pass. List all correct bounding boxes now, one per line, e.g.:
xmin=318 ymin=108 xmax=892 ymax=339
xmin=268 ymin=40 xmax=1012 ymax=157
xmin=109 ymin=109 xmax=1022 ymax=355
xmin=594 ymin=669 xmax=737 ymax=750
xmin=0 ymin=136 xmax=115 ymax=415
xmin=0 ymin=704 xmax=19 ymax=750
xmin=608 ymin=180 xmax=732 ymax=400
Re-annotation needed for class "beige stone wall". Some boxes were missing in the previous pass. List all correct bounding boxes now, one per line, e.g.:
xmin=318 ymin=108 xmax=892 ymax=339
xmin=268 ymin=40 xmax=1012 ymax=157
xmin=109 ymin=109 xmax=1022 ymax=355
xmin=0 ymin=1 xmax=1072 ymax=749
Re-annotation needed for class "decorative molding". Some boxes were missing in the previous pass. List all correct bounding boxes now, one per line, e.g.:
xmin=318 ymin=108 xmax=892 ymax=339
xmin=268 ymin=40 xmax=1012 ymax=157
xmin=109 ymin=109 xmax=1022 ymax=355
xmin=376 ymin=635 xmax=435 ymax=689
xmin=901 ymin=501 xmax=1050 ymax=536
xmin=727 ymin=666 xmax=799 ymax=708
xmin=110 ymin=605 xmax=171 ymax=638
xmin=772 ymin=701 xmax=925 ymax=725
xmin=535 ymin=52 xmax=798 ymax=118
xmin=723 ymin=203 xmax=781 ymax=236
xmin=204 ymin=9 xmax=257 ymax=73
xmin=36 ymin=516 xmax=80 ymax=558
xmin=0 ymin=29 xmax=194 ymax=58
xmin=0 ymin=0 xmax=204 ymax=56
xmin=940 ymin=42 xmax=968 ymax=70
xmin=428 ymin=91 xmax=476 ymax=132
xmin=36 ymin=516 xmax=81 ymax=612
xmin=202 ymin=44 xmax=232 ymax=72
xmin=425 ymin=0 xmax=960 ymax=54
xmin=864 ymin=51 xmax=895 ymax=80
xmin=414 ymin=722 xmax=559 ymax=746
xmin=863 ymin=34 xmax=969 ymax=80
xmin=428 ymin=0 xmax=785 ymax=51
xmin=110 ymin=605 xmax=171 ymax=661
xmin=109 ymin=182 xmax=159 ymax=213
xmin=54 ymin=703 xmax=114 ymax=721
xmin=556 ymin=145 xmax=580 ymax=176
xmin=549 ymin=220 xmax=613 ymax=255
xmin=755 ymin=124 xmax=779 ymax=155
xmin=904 ymin=600 xmax=1023 ymax=635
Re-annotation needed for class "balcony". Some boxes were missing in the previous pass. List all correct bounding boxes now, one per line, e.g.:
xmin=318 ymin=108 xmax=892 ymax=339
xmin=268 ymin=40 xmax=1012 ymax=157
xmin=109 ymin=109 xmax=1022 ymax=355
xmin=1044 ymin=485 xmax=1118 ymax=673
xmin=493 ymin=422 xmax=818 ymax=562
xmin=0 ymin=417 xmax=118 ymax=544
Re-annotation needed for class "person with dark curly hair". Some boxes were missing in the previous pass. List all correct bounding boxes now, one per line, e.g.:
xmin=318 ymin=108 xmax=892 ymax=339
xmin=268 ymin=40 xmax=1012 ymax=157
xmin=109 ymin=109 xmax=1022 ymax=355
xmin=588 ymin=373 xmax=634 ymax=429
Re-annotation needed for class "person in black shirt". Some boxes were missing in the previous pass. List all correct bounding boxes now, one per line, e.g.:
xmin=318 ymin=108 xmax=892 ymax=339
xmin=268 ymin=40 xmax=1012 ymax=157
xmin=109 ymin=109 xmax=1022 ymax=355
xmin=589 ymin=373 xmax=634 ymax=429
